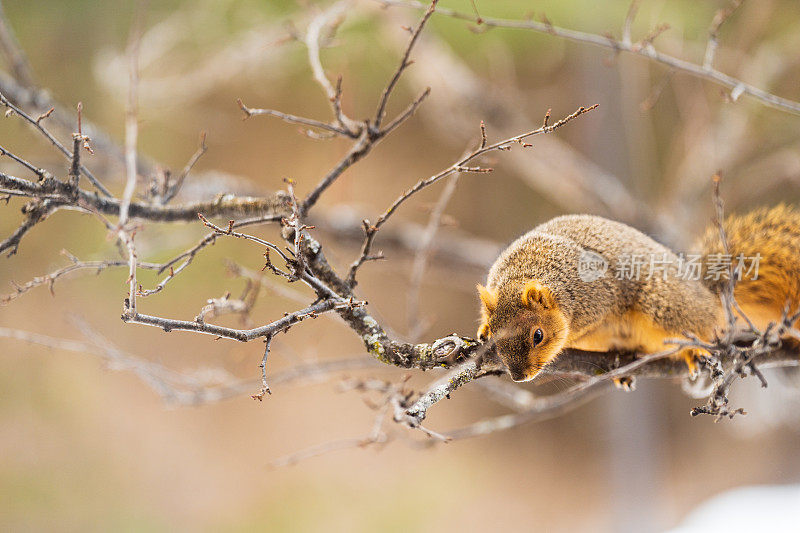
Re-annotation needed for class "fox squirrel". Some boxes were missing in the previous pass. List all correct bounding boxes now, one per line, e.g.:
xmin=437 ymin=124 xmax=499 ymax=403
xmin=477 ymin=205 xmax=800 ymax=382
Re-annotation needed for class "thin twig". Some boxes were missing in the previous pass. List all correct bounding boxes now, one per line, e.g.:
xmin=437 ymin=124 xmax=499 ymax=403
xmin=304 ymin=1 xmax=361 ymax=134
xmin=347 ymin=105 xmax=598 ymax=285
xmin=301 ymin=129 xmax=370 ymax=213
xmin=118 ymin=31 xmax=140 ymax=228
xmin=0 ymin=93 xmax=113 ymax=196
xmin=379 ymin=0 xmax=800 ymax=115
xmin=0 ymin=324 xmax=382 ymax=406
xmin=0 ymin=2 xmax=35 ymax=88
xmin=1 ymin=251 xmax=159 ymax=304
xmin=252 ymin=335 xmax=273 ymax=400
xmin=406 ymin=172 xmax=460 ymax=339
xmin=621 ymin=0 xmax=641 ymax=46
xmin=237 ymin=98 xmax=352 ymax=137
xmin=703 ymin=0 xmax=744 ymax=71
xmin=0 ymin=143 xmax=49 ymax=180
xmin=372 ymin=0 xmax=438 ymax=132
xmin=124 ymin=299 xmax=354 ymax=342
xmin=162 ymin=131 xmax=208 ymax=203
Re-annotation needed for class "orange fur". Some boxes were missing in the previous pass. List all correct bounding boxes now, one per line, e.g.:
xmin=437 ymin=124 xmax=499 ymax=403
xmin=476 ymin=284 xmax=498 ymax=340
xmin=477 ymin=284 xmax=497 ymax=314
xmin=697 ymin=204 xmax=800 ymax=331
xmin=567 ymin=310 xmax=711 ymax=373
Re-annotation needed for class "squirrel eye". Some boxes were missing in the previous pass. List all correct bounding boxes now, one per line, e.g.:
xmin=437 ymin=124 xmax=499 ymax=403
xmin=532 ymin=328 xmax=544 ymax=347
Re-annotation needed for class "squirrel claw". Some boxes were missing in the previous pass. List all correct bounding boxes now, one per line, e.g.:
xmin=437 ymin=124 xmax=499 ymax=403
xmin=682 ymin=348 xmax=708 ymax=379
xmin=613 ymin=376 xmax=636 ymax=391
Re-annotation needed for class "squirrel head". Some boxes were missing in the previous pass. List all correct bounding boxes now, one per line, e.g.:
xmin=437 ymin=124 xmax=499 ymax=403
xmin=477 ymin=279 xmax=568 ymax=381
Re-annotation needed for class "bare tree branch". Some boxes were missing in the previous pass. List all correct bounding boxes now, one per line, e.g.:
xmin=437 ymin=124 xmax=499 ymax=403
xmin=372 ymin=0 xmax=438 ymax=132
xmin=0 ymin=1 xmax=35 ymax=88
xmin=378 ymin=0 xmax=800 ymax=115
xmin=703 ymin=0 xmax=744 ymax=71
xmin=1 ymin=0 xmax=798 ymax=455
xmin=0 ymin=93 xmax=112 ymax=196
xmin=406 ymin=172 xmax=460 ymax=339
xmin=346 ymin=105 xmax=598 ymax=286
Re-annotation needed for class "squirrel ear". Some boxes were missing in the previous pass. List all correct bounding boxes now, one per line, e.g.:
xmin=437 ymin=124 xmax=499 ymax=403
xmin=521 ymin=279 xmax=555 ymax=309
xmin=477 ymin=284 xmax=497 ymax=314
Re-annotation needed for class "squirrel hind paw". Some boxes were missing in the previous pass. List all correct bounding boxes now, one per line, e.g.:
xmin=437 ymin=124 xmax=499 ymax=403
xmin=613 ymin=376 xmax=636 ymax=392
xmin=684 ymin=352 xmax=699 ymax=377
xmin=681 ymin=347 xmax=710 ymax=379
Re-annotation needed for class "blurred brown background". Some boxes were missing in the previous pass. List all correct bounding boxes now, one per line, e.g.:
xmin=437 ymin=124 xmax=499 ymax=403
xmin=2 ymin=0 xmax=800 ymax=531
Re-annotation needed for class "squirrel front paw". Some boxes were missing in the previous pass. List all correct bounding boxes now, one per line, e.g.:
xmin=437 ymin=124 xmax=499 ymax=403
xmin=477 ymin=322 xmax=490 ymax=341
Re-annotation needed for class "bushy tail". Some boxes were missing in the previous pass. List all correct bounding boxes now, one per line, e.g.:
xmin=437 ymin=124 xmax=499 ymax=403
xmin=696 ymin=204 xmax=800 ymax=324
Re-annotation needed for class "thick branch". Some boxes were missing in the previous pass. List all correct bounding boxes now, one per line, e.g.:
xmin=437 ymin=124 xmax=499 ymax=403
xmin=0 ymin=171 xmax=291 ymax=221
xmin=398 ymin=341 xmax=800 ymax=437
